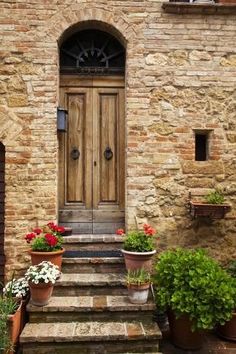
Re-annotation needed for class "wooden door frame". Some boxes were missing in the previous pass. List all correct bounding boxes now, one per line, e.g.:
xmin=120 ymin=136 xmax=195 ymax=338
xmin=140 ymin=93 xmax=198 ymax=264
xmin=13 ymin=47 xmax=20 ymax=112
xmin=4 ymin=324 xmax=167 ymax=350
xmin=58 ymin=75 xmax=126 ymax=232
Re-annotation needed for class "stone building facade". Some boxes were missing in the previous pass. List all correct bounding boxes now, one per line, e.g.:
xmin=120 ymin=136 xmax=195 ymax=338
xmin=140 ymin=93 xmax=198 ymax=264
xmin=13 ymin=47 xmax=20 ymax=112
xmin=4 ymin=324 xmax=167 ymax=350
xmin=0 ymin=0 xmax=236 ymax=278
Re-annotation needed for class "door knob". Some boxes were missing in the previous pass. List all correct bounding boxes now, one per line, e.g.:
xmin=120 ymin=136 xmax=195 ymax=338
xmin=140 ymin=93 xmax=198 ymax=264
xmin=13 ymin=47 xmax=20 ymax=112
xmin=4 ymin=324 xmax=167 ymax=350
xmin=71 ymin=147 xmax=80 ymax=160
xmin=104 ymin=146 xmax=113 ymax=161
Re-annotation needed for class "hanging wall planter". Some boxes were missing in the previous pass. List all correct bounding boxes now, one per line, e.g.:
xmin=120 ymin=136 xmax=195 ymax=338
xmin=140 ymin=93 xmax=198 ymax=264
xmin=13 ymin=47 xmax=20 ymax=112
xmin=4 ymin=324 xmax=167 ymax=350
xmin=189 ymin=189 xmax=231 ymax=219
xmin=189 ymin=201 xmax=231 ymax=219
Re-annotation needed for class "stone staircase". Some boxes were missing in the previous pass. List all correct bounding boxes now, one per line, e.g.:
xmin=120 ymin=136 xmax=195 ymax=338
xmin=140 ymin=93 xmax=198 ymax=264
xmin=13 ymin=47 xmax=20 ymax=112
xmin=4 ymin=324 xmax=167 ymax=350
xmin=20 ymin=234 xmax=162 ymax=353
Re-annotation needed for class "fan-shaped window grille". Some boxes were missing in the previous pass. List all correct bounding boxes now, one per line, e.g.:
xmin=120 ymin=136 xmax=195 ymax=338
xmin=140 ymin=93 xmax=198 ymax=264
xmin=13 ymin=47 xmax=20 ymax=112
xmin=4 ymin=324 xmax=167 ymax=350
xmin=60 ymin=29 xmax=125 ymax=75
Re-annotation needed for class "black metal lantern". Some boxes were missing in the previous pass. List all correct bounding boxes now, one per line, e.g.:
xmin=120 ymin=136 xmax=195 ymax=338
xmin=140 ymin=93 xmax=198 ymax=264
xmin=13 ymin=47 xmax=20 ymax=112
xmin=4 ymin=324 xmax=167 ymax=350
xmin=57 ymin=107 xmax=68 ymax=132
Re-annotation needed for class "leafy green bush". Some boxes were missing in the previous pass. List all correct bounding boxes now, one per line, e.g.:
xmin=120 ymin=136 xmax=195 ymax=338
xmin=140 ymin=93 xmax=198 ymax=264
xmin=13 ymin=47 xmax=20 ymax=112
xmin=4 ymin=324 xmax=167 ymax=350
xmin=154 ymin=248 xmax=236 ymax=331
xmin=225 ymin=260 xmax=236 ymax=279
xmin=205 ymin=189 xmax=224 ymax=204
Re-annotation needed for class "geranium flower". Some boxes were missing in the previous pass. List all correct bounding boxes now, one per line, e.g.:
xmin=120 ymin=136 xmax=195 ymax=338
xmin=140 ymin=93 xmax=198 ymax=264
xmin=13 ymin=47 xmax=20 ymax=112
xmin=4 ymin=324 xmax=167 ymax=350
xmin=145 ymin=227 xmax=156 ymax=236
xmin=25 ymin=232 xmax=36 ymax=243
xmin=33 ymin=228 xmax=42 ymax=235
xmin=116 ymin=228 xmax=125 ymax=235
xmin=45 ymin=233 xmax=58 ymax=247
xmin=56 ymin=226 xmax=65 ymax=233
xmin=143 ymin=224 xmax=156 ymax=236
xmin=47 ymin=222 xmax=55 ymax=229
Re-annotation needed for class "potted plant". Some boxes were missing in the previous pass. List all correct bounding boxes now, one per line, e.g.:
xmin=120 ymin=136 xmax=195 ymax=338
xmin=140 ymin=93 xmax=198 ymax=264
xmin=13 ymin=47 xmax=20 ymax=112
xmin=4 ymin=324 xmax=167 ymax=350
xmin=25 ymin=261 xmax=60 ymax=306
xmin=0 ymin=284 xmax=23 ymax=354
xmin=189 ymin=189 xmax=231 ymax=219
xmin=217 ymin=260 xmax=236 ymax=341
xmin=3 ymin=277 xmax=30 ymax=331
xmin=118 ymin=224 xmax=158 ymax=271
xmin=25 ymin=221 xmax=65 ymax=270
xmin=154 ymin=248 xmax=236 ymax=350
xmin=126 ymin=268 xmax=151 ymax=304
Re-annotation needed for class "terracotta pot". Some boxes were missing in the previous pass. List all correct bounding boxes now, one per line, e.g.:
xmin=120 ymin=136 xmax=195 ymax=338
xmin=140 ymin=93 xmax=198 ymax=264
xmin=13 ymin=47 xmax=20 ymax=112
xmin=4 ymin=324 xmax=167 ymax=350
xmin=168 ymin=310 xmax=204 ymax=350
xmin=217 ymin=312 xmax=236 ymax=341
xmin=29 ymin=282 xmax=54 ymax=306
xmin=28 ymin=248 xmax=65 ymax=271
xmin=127 ymin=282 xmax=150 ymax=304
xmin=121 ymin=249 xmax=156 ymax=271
xmin=20 ymin=295 xmax=30 ymax=332
xmin=7 ymin=300 xmax=22 ymax=354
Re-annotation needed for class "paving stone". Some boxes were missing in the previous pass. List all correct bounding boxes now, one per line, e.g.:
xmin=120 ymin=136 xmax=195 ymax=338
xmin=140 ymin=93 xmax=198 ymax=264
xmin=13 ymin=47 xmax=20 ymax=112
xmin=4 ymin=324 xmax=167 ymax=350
xmin=21 ymin=321 xmax=161 ymax=344
xmin=74 ymin=321 xmax=126 ymax=340
xmin=27 ymin=296 xmax=93 ymax=312
xmin=28 ymin=295 xmax=155 ymax=313
xmin=56 ymin=273 xmax=126 ymax=286
xmin=126 ymin=322 xmax=144 ymax=339
xmin=93 ymin=295 xmax=107 ymax=309
xmin=62 ymin=257 xmax=125 ymax=274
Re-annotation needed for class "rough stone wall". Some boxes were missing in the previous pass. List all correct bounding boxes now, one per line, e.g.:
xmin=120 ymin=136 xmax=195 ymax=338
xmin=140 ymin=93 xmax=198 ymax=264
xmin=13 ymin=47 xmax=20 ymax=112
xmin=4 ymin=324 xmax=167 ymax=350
xmin=0 ymin=0 xmax=235 ymax=276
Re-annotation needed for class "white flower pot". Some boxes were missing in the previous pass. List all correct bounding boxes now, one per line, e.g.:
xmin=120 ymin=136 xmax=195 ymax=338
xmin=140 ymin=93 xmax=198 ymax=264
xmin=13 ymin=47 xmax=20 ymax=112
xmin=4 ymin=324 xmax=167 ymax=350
xmin=127 ymin=283 xmax=150 ymax=304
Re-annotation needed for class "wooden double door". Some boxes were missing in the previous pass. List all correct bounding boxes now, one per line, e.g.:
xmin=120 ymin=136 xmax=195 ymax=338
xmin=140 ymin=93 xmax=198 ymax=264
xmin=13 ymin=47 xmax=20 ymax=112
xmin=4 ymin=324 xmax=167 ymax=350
xmin=59 ymin=76 xmax=125 ymax=234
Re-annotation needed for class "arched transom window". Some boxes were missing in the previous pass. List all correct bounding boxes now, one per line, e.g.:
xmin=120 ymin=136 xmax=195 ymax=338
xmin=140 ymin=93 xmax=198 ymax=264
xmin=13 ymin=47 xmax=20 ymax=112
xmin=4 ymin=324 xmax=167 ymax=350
xmin=60 ymin=29 xmax=125 ymax=75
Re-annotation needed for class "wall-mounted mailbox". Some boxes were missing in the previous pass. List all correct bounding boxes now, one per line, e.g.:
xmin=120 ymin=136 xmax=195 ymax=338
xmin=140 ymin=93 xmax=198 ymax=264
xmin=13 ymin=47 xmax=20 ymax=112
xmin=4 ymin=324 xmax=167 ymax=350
xmin=57 ymin=107 xmax=68 ymax=132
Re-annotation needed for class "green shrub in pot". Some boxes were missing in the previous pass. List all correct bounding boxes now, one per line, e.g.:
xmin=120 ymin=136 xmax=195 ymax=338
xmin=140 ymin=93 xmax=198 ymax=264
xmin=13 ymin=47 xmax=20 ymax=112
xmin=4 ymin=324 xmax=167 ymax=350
xmin=154 ymin=248 xmax=236 ymax=331
xmin=217 ymin=259 xmax=236 ymax=341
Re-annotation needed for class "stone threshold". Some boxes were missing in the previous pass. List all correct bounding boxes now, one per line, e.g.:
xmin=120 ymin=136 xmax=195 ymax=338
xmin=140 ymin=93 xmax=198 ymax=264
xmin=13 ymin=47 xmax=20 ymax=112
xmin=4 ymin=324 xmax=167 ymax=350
xmin=63 ymin=234 xmax=123 ymax=243
xmin=162 ymin=2 xmax=236 ymax=14
xmin=27 ymin=295 xmax=155 ymax=313
xmin=20 ymin=320 xmax=162 ymax=343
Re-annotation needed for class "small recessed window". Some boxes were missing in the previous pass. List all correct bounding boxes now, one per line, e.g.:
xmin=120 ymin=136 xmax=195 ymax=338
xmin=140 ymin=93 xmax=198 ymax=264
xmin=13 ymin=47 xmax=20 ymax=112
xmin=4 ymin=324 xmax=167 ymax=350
xmin=195 ymin=133 xmax=208 ymax=161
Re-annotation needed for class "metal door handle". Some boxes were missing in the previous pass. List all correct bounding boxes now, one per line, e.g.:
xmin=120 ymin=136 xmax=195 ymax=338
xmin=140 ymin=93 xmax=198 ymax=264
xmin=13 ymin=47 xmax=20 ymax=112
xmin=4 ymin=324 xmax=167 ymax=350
xmin=71 ymin=147 xmax=80 ymax=160
xmin=104 ymin=146 xmax=113 ymax=161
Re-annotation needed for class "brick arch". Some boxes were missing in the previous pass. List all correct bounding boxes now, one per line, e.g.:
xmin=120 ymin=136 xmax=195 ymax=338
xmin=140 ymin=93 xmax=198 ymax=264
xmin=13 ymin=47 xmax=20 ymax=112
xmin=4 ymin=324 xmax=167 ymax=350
xmin=44 ymin=5 xmax=135 ymax=48
xmin=0 ymin=142 xmax=5 ymax=286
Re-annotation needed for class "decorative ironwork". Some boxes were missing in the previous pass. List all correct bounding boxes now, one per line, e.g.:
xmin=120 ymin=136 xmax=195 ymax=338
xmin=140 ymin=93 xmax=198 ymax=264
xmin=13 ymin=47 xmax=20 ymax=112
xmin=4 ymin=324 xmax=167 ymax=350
xmin=60 ymin=30 xmax=125 ymax=75
xmin=104 ymin=146 xmax=113 ymax=161
xmin=71 ymin=147 xmax=80 ymax=160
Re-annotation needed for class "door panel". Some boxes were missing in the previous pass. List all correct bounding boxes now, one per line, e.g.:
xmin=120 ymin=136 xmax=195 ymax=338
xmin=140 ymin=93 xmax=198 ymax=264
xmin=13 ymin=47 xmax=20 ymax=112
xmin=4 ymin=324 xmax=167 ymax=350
xmin=67 ymin=94 xmax=85 ymax=203
xmin=100 ymin=93 xmax=117 ymax=202
xmin=59 ymin=77 xmax=125 ymax=234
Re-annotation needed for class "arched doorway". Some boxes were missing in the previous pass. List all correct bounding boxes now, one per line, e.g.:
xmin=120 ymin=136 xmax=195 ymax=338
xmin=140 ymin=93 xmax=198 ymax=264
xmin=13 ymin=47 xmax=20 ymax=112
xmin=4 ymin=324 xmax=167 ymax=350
xmin=0 ymin=143 xmax=5 ymax=286
xmin=58 ymin=29 xmax=125 ymax=234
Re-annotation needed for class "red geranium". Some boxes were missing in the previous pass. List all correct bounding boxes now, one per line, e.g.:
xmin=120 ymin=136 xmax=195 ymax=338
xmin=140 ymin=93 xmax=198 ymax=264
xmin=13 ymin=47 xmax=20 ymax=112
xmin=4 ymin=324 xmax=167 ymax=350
xmin=25 ymin=221 xmax=64 ymax=251
xmin=143 ymin=224 xmax=156 ymax=236
xmin=25 ymin=233 xmax=36 ymax=243
xmin=116 ymin=228 xmax=125 ymax=235
xmin=45 ymin=233 xmax=58 ymax=247
xmin=33 ymin=228 xmax=42 ymax=235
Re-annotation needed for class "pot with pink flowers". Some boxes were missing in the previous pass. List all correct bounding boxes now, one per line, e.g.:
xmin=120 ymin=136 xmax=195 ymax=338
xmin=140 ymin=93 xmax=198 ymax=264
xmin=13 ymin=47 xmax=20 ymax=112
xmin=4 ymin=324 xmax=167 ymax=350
xmin=25 ymin=222 xmax=65 ymax=271
xmin=118 ymin=224 xmax=158 ymax=272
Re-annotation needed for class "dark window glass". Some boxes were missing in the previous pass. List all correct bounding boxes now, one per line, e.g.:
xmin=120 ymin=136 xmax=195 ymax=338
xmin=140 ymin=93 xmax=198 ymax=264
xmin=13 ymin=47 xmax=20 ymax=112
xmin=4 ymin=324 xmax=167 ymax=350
xmin=195 ymin=133 xmax=208 ymax=161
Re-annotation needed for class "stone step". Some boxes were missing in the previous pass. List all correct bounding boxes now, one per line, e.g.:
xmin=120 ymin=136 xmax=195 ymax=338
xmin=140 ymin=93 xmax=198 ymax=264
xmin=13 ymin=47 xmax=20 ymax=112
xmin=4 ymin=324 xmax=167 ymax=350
xmin=54 ymin=273 xmax=127 ymax=296
xmin=63 ymin=234 xmax=123 ymax=251
xmin=27 ymin=295 xmax=155 ymax=322
xmin=20 ymin=320 xmax=162 ymax=354
xmin=62 ymin=257 xmax=125 ymax=274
